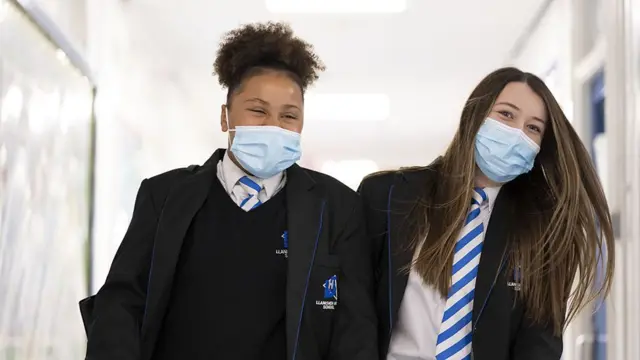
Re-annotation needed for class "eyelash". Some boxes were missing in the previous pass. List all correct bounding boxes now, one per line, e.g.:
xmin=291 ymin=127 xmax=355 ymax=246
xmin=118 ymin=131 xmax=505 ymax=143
xmin=250 ymin=109 xmax=297 ymax=119
xmin=527 ymin=124 xmax=542 ymax=133
xmin=498 ymin=110 xmax=514 ymax=119
xmin=497 ymin=110 xmax=542 ymax=133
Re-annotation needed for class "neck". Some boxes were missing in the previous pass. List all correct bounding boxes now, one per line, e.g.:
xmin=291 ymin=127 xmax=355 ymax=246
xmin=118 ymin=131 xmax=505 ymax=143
xmin=474 ymin=166 xmax=501 ymax=188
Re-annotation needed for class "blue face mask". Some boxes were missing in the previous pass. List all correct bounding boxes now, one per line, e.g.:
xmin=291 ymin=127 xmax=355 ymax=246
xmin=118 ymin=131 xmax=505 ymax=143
xmin=230 ymin=125 xmax=302 ymax=179
xmin=474 ymin=118 xmax=540 ymax=183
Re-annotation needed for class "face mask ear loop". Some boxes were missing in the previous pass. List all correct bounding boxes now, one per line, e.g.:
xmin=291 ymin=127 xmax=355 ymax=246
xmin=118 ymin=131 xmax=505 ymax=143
xmin=226 ymin=108 xmax=235 ymax=133
xmin=226 ymin=108 xmax=235 ymax=150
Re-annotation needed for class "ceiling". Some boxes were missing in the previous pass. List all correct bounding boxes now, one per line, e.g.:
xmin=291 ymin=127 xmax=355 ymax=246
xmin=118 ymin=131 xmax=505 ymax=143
xmin=90 ymin=0 xmax=546 ymax=170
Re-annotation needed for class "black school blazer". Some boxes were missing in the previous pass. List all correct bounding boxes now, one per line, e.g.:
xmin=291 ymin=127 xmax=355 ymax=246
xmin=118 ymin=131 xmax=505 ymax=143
xmin=357 ymin=160 xmax=562 ymax=360
xmin=82 ymin=149 xmax=378 ymax=360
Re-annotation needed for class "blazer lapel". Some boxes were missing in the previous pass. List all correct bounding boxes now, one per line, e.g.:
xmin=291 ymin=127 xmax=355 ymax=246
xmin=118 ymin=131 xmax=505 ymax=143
xmin=284 ymin=164 xmax=325 ymax=359
xmin=473 ymin=186 xmax=511 ymax=330
xmin=141 ymin=150 xmax=222 ymax=359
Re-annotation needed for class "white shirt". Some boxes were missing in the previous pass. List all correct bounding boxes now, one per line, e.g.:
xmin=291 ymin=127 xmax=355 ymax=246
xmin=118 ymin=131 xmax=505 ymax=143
xmin=387 ymin=187 xmax=501 ymax=360
xmin=216 ymin=151 xmax=286 ymax=206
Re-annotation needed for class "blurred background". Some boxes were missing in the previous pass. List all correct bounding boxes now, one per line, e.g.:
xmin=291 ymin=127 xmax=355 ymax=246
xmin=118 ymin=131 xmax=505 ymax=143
xmin=0 ymin=0 xmax=639 ymax=359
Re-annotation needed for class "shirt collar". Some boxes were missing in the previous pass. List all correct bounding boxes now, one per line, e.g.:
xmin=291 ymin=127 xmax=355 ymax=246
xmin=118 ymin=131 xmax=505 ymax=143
xmin=482 ymin=186 xmax=501 ymax=209
xmin=221 ymin=151 xmax=285 ymax=198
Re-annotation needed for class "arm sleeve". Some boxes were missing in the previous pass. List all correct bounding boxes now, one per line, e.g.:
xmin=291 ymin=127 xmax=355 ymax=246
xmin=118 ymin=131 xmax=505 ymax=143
xmin=357 ymin=177 xmax=388 ymax=276
xmin=510 ymin=314 xmax=563 ymax=359
xmin=328 ymin=195 xmax=379 ymax=360
xmin=85 ymin=179 xmax=159 ymax=360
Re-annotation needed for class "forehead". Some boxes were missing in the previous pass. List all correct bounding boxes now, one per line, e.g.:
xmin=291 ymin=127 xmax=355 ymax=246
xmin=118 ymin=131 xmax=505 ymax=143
xmin=495 ymin=82 xmax=546 ymax=119
xmin=235 ymin=72 xmax=303 ymax=104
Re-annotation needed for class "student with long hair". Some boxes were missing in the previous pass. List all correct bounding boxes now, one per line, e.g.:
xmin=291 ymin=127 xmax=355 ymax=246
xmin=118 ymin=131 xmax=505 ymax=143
xmin=83 ymin=22 xmax=378 ymax=360
xmin=358 ymin=67 xmax=614 ymax=360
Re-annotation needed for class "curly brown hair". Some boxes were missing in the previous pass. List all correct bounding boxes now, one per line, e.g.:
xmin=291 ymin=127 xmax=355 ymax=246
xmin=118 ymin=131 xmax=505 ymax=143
xmin=213 ymin=21 xmax=325 ymax=103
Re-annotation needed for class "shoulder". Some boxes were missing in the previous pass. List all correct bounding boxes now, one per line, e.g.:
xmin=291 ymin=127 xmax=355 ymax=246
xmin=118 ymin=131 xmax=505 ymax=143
xmin=359 ymin=164 xmax=440 ymax=195
xmin=146 ymin=165 xmax=199 ymax=187
xmin=301 ymin=167 xmax=357 ymax=200
xmin=142 ymin=164 xmax=202 ymax=201
xmin=297 ymin=167 xmax=364 ymax=225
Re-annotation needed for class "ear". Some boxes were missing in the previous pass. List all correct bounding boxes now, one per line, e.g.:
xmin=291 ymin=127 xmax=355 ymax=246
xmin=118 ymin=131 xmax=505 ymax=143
xmin=220 ymin=104 xmax=228 ymax=132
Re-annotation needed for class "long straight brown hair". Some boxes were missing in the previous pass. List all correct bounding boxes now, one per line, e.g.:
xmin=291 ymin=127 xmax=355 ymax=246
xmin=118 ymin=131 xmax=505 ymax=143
xmin=412 ymin=67 xmax=615 ymax=336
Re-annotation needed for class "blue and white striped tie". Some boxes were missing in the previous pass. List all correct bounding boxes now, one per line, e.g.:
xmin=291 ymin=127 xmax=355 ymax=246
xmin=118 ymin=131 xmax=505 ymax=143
xmin=238 ymin=176 xmax=263 ymax=211
xmin=435 ymin=187 xmax=488 ymax=360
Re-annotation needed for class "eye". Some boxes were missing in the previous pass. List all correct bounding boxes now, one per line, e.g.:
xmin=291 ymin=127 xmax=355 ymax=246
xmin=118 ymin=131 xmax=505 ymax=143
xmin=249 ymin=108 xmax=266 ymax=114
xmin=283 ymin=114 xmax=298 ymax=120
xmin=498 ymin=110 xmax=514 ymax=119
xmin=527 ymin=124 xmax=542 ymax=133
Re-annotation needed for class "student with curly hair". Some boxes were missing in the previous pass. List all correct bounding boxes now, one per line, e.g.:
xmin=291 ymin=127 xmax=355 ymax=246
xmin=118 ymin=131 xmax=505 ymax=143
xmin=359 ymin=67 xmax=614 ymax=360
xmin=83 ymin=22 xmax=378 ymax=360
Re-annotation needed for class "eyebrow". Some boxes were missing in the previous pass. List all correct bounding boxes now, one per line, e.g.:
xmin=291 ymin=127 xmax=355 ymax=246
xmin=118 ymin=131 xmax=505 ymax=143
xmin=495 ymin=101 xmax=546 ymax=123
xmin=245 ymin=97 xmax=268 ymax=105
xmin=244 ymin=97 xmax=301 ymax=111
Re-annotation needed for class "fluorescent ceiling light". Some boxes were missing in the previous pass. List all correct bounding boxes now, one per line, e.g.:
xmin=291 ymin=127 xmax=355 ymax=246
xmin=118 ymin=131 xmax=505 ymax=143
xmin=304 ymin=93 xmax=390 ymax=122
xmin=265 ymin=0 xmax=406 ymax=14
